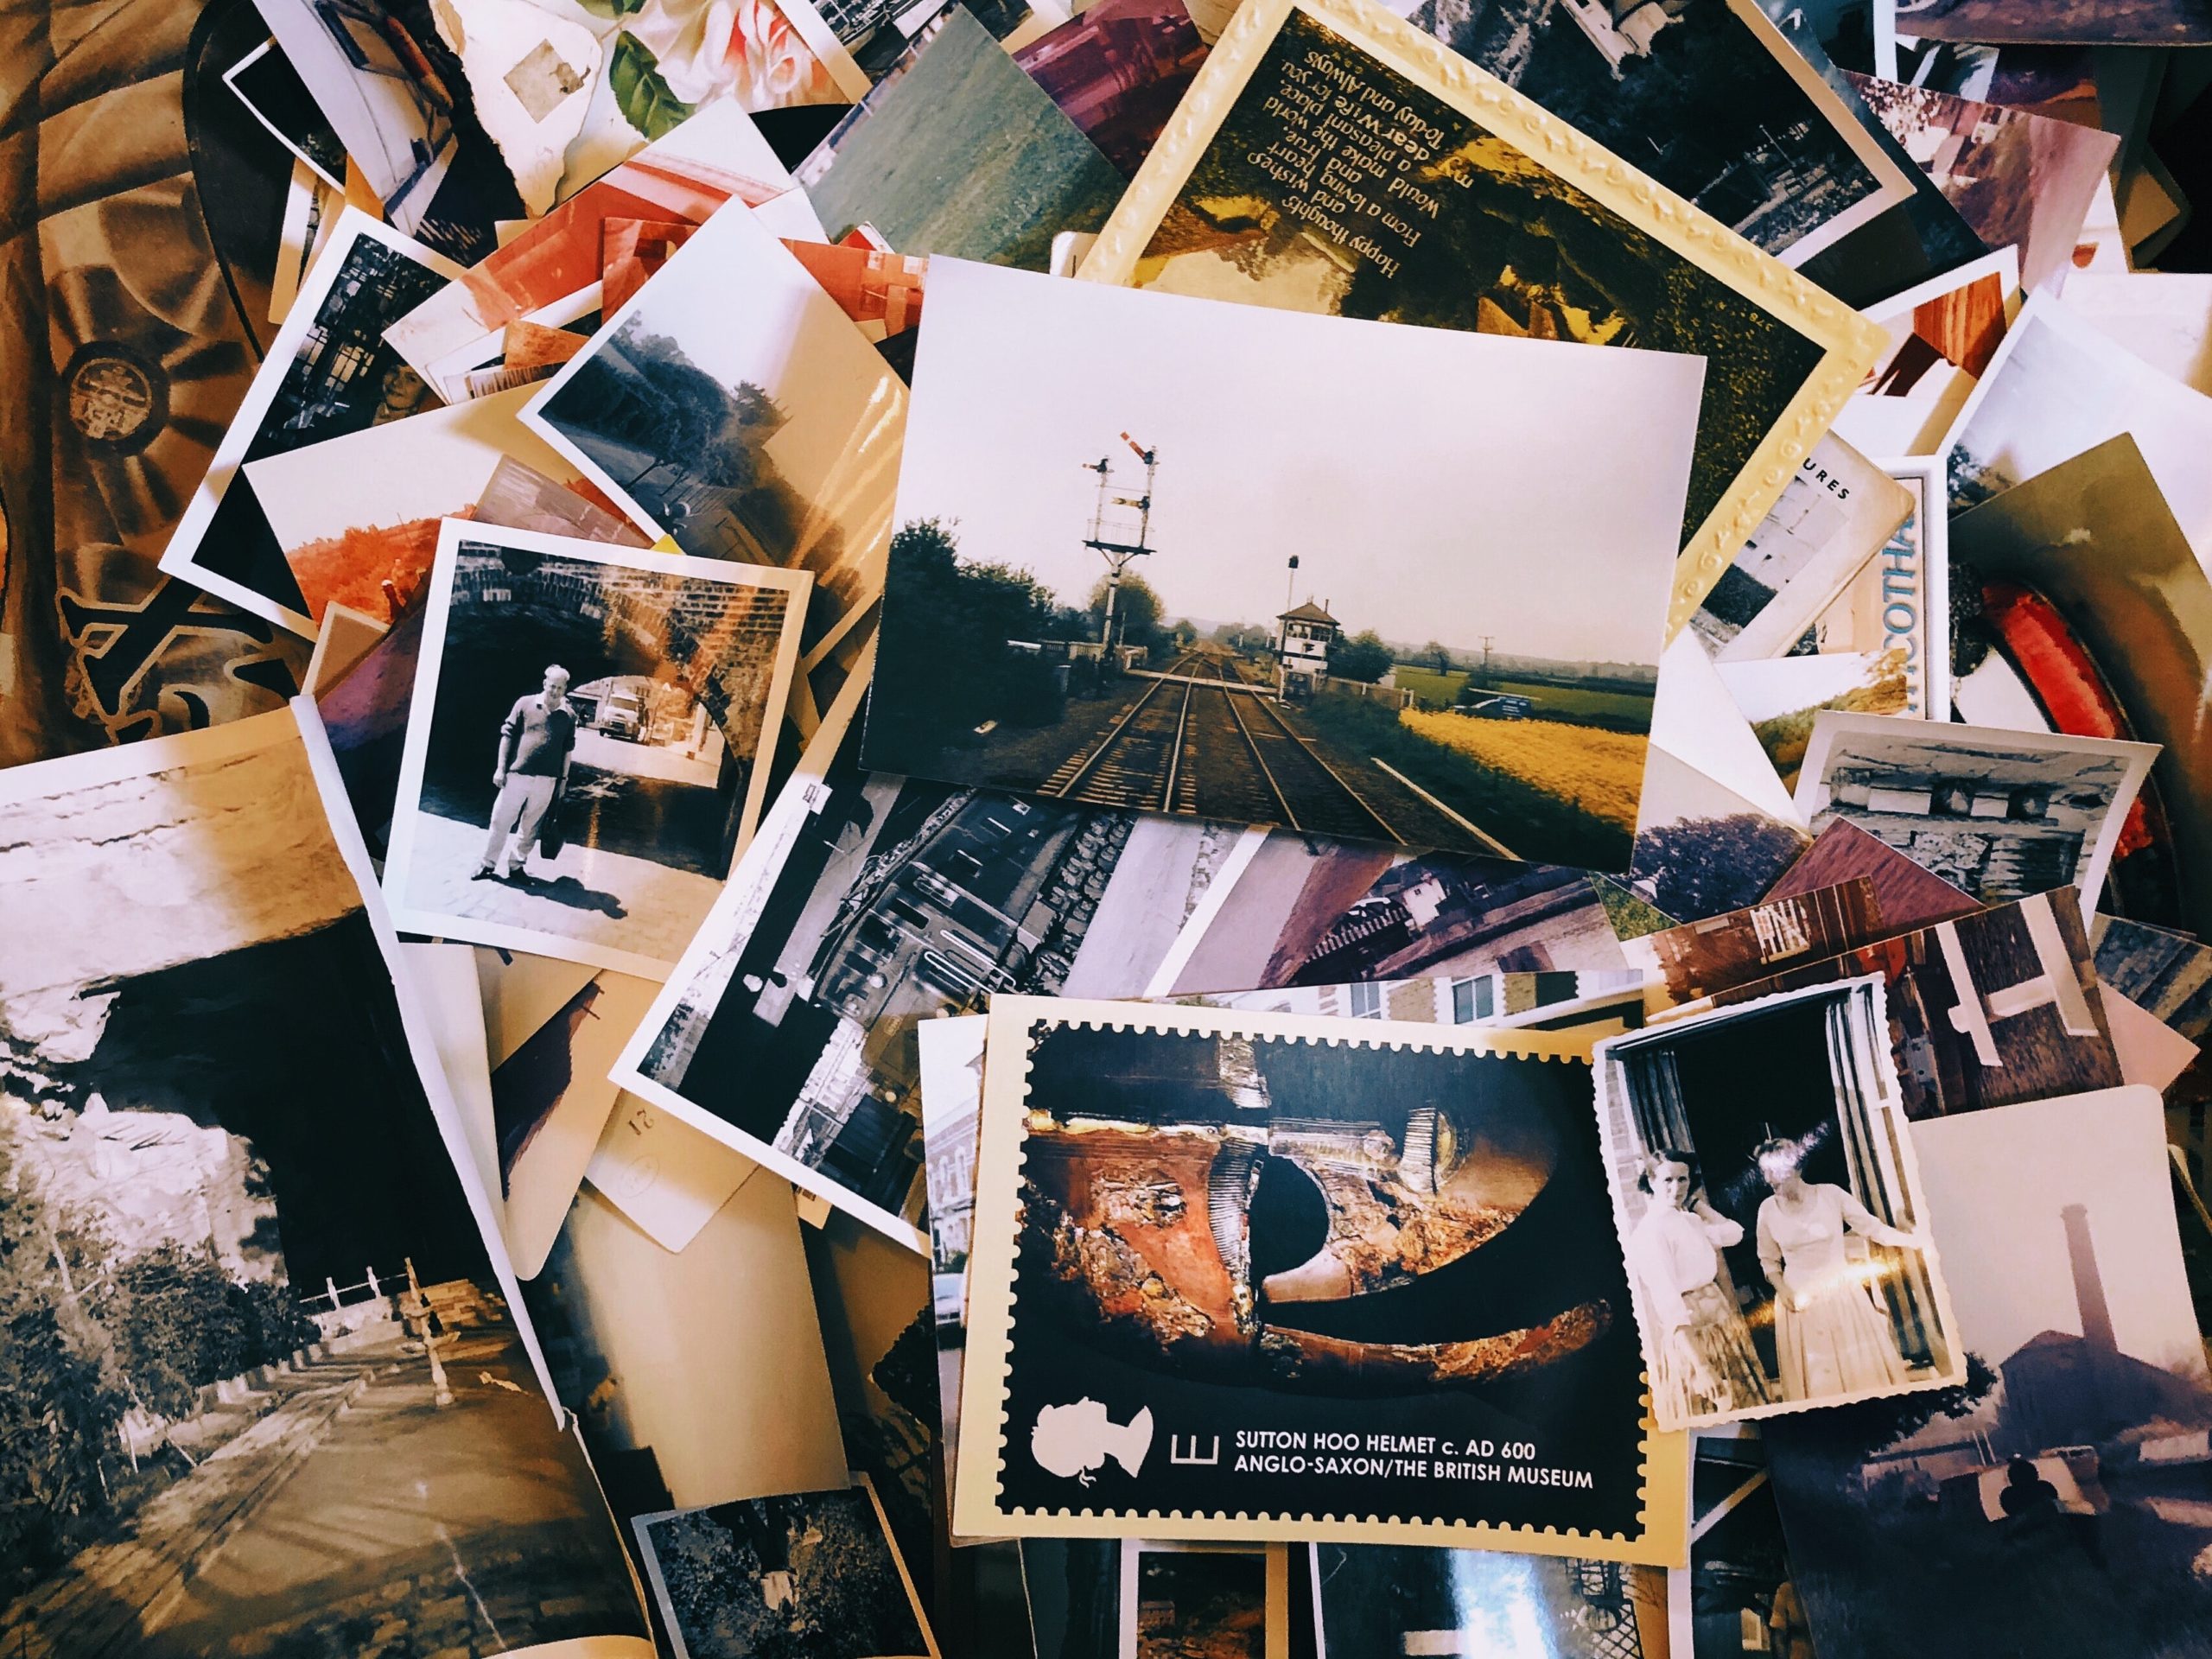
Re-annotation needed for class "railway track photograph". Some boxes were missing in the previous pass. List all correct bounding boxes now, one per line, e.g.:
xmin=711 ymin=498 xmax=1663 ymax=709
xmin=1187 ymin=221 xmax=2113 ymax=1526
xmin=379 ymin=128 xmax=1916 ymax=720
xmin=864 ymin=260 xmax=1699 ymax=867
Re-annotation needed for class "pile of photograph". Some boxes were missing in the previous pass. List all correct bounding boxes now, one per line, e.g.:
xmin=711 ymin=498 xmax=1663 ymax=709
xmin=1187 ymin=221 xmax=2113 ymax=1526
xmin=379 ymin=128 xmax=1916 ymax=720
xmin=5 ymin=0 xmax=2212 ymax=1653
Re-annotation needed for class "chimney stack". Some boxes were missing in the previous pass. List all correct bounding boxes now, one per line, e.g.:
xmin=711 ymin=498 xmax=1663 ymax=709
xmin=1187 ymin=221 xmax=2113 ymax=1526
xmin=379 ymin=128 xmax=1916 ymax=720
xmin=2061 ymin=1203 xmax=2117 ymax=1352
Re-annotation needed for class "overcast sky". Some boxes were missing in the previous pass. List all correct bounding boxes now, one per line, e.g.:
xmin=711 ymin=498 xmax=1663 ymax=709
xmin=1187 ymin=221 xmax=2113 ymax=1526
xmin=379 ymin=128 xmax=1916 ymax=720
xmin=1912 ymin=1089 xmax=2205 ymax=1375
xmin=891 ymin=260 xmax=1705 ymax=664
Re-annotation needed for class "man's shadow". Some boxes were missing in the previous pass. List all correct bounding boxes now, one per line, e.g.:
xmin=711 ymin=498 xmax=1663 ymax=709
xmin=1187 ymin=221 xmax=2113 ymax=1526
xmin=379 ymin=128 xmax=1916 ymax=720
xmin=508 ymin=873 xmax=627 ymax=918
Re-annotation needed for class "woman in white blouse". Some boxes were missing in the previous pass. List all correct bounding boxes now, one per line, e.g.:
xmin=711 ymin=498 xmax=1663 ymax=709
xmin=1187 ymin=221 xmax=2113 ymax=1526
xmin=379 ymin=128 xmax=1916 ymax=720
xmin=1753 ymin=1138 xmax=1927 ymax=1402
xmin=1627 ymin=1149 xmax=1773 ymax=1421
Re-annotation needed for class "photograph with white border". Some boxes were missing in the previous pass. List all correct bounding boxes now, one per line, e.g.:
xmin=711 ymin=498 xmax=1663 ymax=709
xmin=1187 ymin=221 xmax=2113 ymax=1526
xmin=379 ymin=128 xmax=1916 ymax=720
xmin=1118 ymin=1540 xmax=1289 ymax=1659
xmin=382 ymin=520 xmax=808 ymax=978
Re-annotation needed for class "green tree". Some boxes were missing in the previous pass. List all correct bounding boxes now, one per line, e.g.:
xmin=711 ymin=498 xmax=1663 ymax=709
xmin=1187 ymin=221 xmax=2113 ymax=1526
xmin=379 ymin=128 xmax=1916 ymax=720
xmin=1330 ymin=629 xmax=1394 ymax=683
xmin=1088 ymin=574 xmax=1163 ymax=652
xmin=1423 ymin=640 xmax=1452 ymax=673
xmin=1629 ymin=813 xmax=1805 ymax=920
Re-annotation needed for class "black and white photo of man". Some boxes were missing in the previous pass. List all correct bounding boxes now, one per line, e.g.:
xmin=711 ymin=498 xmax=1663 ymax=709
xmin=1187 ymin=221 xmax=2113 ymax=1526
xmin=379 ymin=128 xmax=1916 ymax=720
xmin=385 ymin=523 xmax=810 ymax=977
xmin=476 ymin=664 xmax=576 ymax=882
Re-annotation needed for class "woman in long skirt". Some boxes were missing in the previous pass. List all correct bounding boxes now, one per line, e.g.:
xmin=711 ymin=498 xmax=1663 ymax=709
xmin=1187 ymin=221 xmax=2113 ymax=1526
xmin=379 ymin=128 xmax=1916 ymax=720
xmin=1627 ymin=1148 xmax=1773 ymax=1421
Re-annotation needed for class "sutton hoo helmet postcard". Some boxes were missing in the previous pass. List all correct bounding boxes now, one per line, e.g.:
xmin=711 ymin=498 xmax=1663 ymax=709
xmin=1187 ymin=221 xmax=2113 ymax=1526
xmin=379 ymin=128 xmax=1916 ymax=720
xmin=862 ymin=257 xmax=1705 ymax=872
xmin=1072 ymin=0 xmax=1885 ymax=632
xmin=951 ymin=995 xmax=1688 ymax=1561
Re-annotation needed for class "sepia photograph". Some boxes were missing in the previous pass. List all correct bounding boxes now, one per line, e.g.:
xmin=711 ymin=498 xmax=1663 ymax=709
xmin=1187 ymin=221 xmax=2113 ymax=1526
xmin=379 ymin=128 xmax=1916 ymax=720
xmin=1596 ymin=977 xmax=1964 ymax=1428
xmin=614 ymin=664 xmax=1246 ymax=1249
xmin=1794 ymin=709 xmax=2159 ymax=918
xmin=636 ymin=1478 xmax=938 ymax=1659
xmin=795 ymin=9 xmax=1125 ymax=269
xmin=0 ymin=711 xmax=647 ymax=1657
xmin=157 ymin=209 xmax=464 ymax=636
xmin=1831 ymin=246 xmax=2018 ymax=459
xmin=1120 ymin=1541 xmax=1288 ymax=1659
xmin=1400 ymin=0 xmax=1913 ymax=263
xmin=524 ymin=198 xmax=905 ymax=664
xmin=1690 ymin=437 xmax=1913 ymax=662
xmin=1313 ymin=1541 xmax=1668 ymax=1658
xmin=955 ymin=997 xmax=1685 ymax=1559
xmin=1763 ymin=1086 xmax=2212 ymax=1658
xmin=244 ymin=384 xmax=606 ymax=627
xmin=1945 ymin=293 xmax=2212 ymax=563
xmin=1953 ymin=436 xmax=2212 ymax=939
xmin=382 ymin=521 xmax=809 ymax=977
xmin=1077 ymin=0 xmax=1885 ymax=618
xmin=868 ymin=257 xmax=1700 ymax=868
xmin=1704 ymin=889 xmax=2126 ymax=1120
xmin=1844 ymin=73 xmax=2119 ymax=296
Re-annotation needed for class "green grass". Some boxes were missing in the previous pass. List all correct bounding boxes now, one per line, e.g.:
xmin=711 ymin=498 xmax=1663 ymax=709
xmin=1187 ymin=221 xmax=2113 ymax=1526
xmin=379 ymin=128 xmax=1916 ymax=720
xmin=1478 ymin=677 xmax=1657 ymax=726
xmin=1389 ymin=664 xmax=1469 ymax=705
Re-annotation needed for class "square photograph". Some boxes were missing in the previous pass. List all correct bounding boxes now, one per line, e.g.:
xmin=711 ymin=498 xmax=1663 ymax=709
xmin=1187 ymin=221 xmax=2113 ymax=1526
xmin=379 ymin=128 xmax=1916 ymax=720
xmin=381 ymin=522 xmax=809 ymax=977
xmin=955 ymin=997 xmax=1686 ymax=1560
xmin=1595 ymin=977 xmax=1965 ymax=1429
xmin=867 ymin=257 xmax=1703 ymax=869
xmin=1793 ymin=709 xmax=2158 ymax=917
xmin=1120 ymin=1541 xmax=1289 ymax=1659
xmin=634 ymin=1477 xmax=938 ymax=1659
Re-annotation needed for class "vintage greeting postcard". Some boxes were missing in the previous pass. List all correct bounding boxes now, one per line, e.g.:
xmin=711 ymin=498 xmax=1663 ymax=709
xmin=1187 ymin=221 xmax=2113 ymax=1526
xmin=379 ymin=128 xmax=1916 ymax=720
xmin=1074 ymin=0 xmax=1886 ymax=631
xmin=953 ymin=995 xmax=1688 ymax=1560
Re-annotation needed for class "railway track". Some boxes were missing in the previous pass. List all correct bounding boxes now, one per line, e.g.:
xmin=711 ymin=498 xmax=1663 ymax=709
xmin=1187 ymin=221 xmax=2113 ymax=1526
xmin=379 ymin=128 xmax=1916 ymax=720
xmin=1039 ymin=653 xmax=1404 ymax=843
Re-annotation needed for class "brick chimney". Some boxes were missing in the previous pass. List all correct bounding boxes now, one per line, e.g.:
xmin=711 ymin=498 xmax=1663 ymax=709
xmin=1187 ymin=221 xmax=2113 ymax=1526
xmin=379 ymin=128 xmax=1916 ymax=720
xmin=2061 ymin=1203 xmax=2117 ymax=1352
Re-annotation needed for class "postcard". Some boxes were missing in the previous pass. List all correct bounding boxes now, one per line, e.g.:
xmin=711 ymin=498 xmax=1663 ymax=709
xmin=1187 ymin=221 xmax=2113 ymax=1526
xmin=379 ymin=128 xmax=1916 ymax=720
xmin=1764 ymin=1086 xmax=2212 ymax=1659
xmin=524 ymin=1175 xmax=848 ymax=1522
xmin=1669 ymin=1427 xmax=1800 ymax=1659
xmin=1886 ymin=0 xmax=2212 ymax=43
xmin=954 ymin=996 xmax=1688 ymax=1560
xmin=1596 ymin=977 xmax=1965 ymax=1428
xmin=1400 ymin=0 xmax=1913 ymax=265
xmin=381 ymin=520 xmax=809 ymax=978
xmin=1625 ymin=879 xmax=1887 ymax=1003
xmin=1832 ymin=246 xmax=2018 ymax=458
xmin=1844 ymin=73 xmax=2117 ymax=296
xmin=1121 ymin=1542 xmax=1290 ymax=1658
xmin=635 ymin=1477 xmax=938 ymax=1658
xmin=1793 ymin=710 xmax=2158 ymax=917
xmin=244 ymin=385 xmax=600 ymax=627
xmin=1691 ymin=437 xmax=1914 ymax=663
xmin=385 ymin=101 xmax=802 ymax=401
xmin=868 ymin=259 xmax=1699 ymax=868
xmin=1797 ymin=454 xmax=1949 ymax=721
xmin=1074 ymin=0 xmax=1886 ymax=629
xmin=1948 ymin=296 xmax=2212 ymax=565
xmin=157 ymin=209 xmax=465 ymax=636
xmin=251 ymin=0 xmax=519 ymax=261
xmin=2061 ymin=270 xmax=2212 ymax=397
xmin=1951 ymin=436 xmax=2212 ymax=942
xmin=611 ymin=658 xmax=1248 ymax=1251
xmin=1315 ymin=1541 xmax=1668 ymax=1656
xmin=490 ymin=970 xmax=661 ymax=1277
xmin=0 ymin=705 xmax=653 ymax=1653
xmin=795 ymin=9 xmax=1125 ymax=270
xmin=1015 ymin=0 xmax=1212 ymax=179
xmin=1699 ymin=888 xmax=2126 ymax=1119
xmin=522 ymin=199 xmax=906 ymax=672
xmin=2093 ymin=913 xmax=2212 ymax=1046
xmin=226 ymin=35 xmax=346 ymax=188
xmin=582 ymin=1094 xmax=761 ymax=1254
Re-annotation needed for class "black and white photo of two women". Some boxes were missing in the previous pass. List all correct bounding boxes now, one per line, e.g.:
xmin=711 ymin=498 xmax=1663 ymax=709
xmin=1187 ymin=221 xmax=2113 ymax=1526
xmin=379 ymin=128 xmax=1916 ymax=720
xmin=1597 ymin=977 xmax=1965 ymax=1429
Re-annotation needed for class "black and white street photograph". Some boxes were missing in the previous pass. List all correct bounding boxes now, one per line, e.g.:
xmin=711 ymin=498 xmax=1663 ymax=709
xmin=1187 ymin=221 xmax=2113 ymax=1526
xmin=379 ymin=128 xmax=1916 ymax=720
xmin=523 ymin=200 xmax=909 ymax=663
xmin=156 ymin=209 xmax=462 ymax=635
xmin=1595 ymin=978 xmax=1964 ymax=1429
xmin=635 ymin=1478 xmax=938 ymax=1659
xmin=1402 ymin=0 xmax=1913 ymax=263
xmin=614 ymin=669 xmax=1245 ymax=1249
xmin=868 ymin=258 xmax=1699 ymax=868
xmin=1764 ymin=1087 xmax=2212 ymax=1658
xmin=1794 ymin=709 xmax=2159 ymax=918
xmin=0 ymin=711 xmax=646 ymax=1658
xmin=382 ymin=521 xmax=809 ymax=977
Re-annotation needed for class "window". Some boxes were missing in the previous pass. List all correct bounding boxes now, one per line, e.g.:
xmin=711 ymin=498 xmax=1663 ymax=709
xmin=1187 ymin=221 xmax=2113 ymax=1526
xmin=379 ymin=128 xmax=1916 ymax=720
xmin=1349 ymin=982 xmax=1383 ymax=1020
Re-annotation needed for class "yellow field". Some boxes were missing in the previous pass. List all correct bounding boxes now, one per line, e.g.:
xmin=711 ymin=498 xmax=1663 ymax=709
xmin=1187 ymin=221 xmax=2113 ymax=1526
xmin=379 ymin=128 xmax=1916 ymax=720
xmin=1400 ymin=710 xmax=1648 ymax=832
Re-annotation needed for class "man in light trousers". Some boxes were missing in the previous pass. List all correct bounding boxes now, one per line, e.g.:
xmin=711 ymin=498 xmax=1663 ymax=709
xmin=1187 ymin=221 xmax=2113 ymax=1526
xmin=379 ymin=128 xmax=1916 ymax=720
xmin=474 ymin=664 xmax=577 ymax=881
